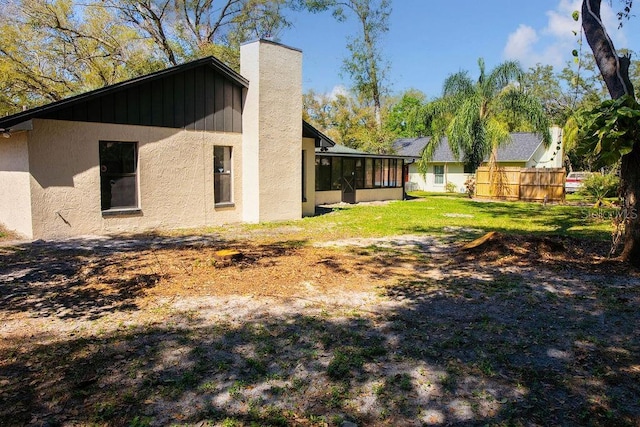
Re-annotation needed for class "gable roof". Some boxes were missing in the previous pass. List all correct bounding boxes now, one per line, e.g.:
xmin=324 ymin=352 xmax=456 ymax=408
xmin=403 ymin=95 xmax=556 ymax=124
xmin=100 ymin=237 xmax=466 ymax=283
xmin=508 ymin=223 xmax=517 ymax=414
xmin=0 ymin=56 xmax=249 ymax=130
xmin=302 ymin=120 xmax=336 ymax=148
xmin=393 ymin=133 xmax=544 ymax=163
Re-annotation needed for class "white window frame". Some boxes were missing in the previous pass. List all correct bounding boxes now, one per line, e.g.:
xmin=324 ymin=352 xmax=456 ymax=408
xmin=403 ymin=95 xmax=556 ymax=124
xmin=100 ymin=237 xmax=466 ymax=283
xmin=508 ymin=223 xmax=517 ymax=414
xmin=434 ymin=164 xmax=445 ymax=185
xmin=214 ymin=146 xmax=233 ymax=207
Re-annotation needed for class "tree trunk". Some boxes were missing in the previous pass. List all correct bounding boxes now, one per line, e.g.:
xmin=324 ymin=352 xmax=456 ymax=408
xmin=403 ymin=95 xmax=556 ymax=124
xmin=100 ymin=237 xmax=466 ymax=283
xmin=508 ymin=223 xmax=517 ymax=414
xmin=619 ymin=143 xmax=640 ymax=265
xmin=582 ymin=0 xmax=639 ymax=265
xmin=582 ymin=0 xmax=634 ymax=98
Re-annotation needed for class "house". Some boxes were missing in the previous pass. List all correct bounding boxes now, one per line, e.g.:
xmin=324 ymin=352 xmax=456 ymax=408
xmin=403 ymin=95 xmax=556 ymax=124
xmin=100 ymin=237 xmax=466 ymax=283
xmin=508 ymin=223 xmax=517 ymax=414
xmin=393 ymin=128 xmax=563 ymax=193
xmin=0 ymin=40 xmax=355 ymax=239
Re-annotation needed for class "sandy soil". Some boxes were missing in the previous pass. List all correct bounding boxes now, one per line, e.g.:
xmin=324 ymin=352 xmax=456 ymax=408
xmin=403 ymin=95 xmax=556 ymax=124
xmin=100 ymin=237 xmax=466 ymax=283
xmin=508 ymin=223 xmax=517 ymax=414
xmin=0 ymin=232 xmax=638 ymax=426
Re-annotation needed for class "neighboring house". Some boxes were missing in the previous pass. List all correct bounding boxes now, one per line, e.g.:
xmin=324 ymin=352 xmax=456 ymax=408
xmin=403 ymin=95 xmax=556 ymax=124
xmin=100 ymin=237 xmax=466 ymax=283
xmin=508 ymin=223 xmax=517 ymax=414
xmin=393 ymin=128 xmax=563 ymax=192
xmin=0 ymin=40 xmax=362 ymax=239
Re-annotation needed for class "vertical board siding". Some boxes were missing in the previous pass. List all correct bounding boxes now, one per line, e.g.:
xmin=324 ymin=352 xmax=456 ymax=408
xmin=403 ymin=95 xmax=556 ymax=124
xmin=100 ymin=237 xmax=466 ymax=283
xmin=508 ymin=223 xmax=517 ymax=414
xmin=87 ymin=97 xmax=101 ymax=123
xmin=102 ymin=93 xmax=115 ymax=123
xmin=151 ymin=79 xmax=164 ymax=127
xmin=475 ymin=167 xmax=565 ymax=202
xmin=41 ymin=64 xmax=243 ymax=133
xmin=139 ymin=82 xmax=152 ymax=125
xmin=233 ymin=86 xmax=242 ymax=133
xmin=127 ymin=86 xmax=140 ymax=124
xmin=223 ymin=84 xmax=233 ymax=131
xmin=162 ymin=76 xmax=174 ymax=128
xmin=114 ymin=91 xmax=128 ymax=124
xmin=173 ymin=73 xmax=185 ymax=128
xmin=214 ymin=78 xmax=225 ymax=131
xmin=183 ymin=69 xmax=196 ymax=131
xmin=194 ymin=67 xmax=206 ymax=131
xmin=204 ymin=71 xmax=215 ymax=131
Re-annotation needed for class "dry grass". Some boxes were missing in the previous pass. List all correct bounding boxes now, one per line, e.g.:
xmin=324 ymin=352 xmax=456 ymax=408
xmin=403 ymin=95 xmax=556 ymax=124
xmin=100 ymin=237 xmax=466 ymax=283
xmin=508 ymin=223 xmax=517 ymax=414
xmin=0 ymin=230 xmax=638 ymax=426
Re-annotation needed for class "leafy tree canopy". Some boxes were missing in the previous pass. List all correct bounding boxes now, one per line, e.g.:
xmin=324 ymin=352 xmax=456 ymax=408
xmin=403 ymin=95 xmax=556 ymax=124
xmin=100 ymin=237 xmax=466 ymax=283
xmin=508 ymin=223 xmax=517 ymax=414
xmin=0 ymin=0 xmax=291 ymax=116
xmin=420 ymin=58 xmax=550 ymax=173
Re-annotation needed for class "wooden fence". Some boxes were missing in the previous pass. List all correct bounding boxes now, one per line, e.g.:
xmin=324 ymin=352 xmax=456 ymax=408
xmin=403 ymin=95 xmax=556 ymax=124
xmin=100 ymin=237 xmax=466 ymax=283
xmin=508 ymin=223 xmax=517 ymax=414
xmin=475 ymin=167 xmax=565 ymax=202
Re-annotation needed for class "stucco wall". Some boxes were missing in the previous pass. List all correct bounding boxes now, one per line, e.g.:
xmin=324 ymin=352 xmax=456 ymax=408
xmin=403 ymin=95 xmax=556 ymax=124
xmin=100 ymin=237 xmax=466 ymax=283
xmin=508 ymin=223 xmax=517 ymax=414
xmin=356 ymin=188 xmax=404 ymax=203
xmin=411 ymin=163 xmax=472 ymax=193
xmin=302 ymin=138 xmax=316 ymax=216
xmin=406 ymin=162 xmax=427 ymax=192
xmin=314 ymin=188 xmax=403 ymax=205
xmin=241 ymin=40 xmax=303 ymax=223
xmin=314 ymin=190 xmax=341 ymax=206
xmin=0 ymin=131 xmax=33 ymax=237
xmin=27 ymin=119 xmax=243 ymax=239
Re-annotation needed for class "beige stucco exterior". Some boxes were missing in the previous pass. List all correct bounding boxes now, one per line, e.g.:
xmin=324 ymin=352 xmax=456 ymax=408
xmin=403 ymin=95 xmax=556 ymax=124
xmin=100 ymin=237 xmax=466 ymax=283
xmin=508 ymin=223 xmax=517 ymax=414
xmin=302 ymin=137 xmax=316 ymax=216
xmin=315 ymin=188 xmax=403 ymax=205
xmin=0 ymin=131 xmax=33 ymax=237
xmin=0 ymin=40 xmax=407 ymax=239
xmin=22 ymin=119 xmax=243 ymax=239
xmin=241 ymin=40 xmax=303 ymax=223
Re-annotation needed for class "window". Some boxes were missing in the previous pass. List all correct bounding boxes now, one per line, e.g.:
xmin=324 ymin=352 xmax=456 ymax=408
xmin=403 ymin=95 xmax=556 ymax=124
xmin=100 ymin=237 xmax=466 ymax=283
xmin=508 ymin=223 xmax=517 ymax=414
xmin=100 ymin=141 xmax=138 ymax=211
xmin=331 ymin=157 xmax=342 ymax=190
xmin=214 ymin=146 xmax=232 ymax=205
xmin=355 ymin=159 xmax=364 ymax=189
xmin=464 ymin=163 xmax=476 ymax=174
xmin=374 ymin=159 xmax=383 ymax=187
xmin=365 ymin=158 xmax=374 ymax=188
xmin=434 ymin=165 xmax=445 ymax=185
xmin=315 ymin=155 xmax=403 ymax=191
xmin=316 ymin=156 xmax=332 ymax=191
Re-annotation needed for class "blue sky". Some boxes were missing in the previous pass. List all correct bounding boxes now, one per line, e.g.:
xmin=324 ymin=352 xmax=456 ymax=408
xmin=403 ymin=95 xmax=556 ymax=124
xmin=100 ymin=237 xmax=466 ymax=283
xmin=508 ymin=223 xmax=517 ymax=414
xmin=280 ymin=0 xmax=640 ymax=99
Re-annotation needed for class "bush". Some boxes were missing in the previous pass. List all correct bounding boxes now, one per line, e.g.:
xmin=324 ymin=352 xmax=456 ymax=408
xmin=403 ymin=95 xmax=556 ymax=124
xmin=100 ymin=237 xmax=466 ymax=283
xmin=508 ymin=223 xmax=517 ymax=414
xmin=445 ymin=182 xmax=457 ymax=193
xmin=464 ymin=177 xmax=476 ymax=198
xmin=578 ymin=172 xmax=620 ymax=205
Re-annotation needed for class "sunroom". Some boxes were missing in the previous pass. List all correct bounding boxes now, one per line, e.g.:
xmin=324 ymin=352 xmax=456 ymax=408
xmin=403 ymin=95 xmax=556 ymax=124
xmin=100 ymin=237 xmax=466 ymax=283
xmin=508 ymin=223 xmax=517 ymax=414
xmin=314 ymin=144 xmax=405 ymax=206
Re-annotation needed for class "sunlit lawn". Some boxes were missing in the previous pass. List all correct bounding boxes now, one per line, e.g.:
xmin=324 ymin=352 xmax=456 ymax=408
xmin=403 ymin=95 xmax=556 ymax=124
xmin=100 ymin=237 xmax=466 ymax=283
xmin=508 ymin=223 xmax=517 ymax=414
xmin=1 ymin=193 xmax=637 ymax=427
xmin=202 ymin=192 xmax=615 ymax=243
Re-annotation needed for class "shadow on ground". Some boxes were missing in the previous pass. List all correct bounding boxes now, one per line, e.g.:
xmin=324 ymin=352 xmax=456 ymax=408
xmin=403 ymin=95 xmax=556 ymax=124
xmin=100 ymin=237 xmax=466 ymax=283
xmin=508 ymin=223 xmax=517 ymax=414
xmin=0 ymin=234 xmax=308 ymax=321
xmin=0 ymin=234 xmax=639 ymax=426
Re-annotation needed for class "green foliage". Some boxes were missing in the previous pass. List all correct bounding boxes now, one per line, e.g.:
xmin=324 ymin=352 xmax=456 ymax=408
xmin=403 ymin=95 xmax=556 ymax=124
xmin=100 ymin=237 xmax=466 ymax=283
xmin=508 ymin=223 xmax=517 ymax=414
xmin=297 ymin=0 xmax=390 ymax=125
xmin=575 ymin=95 xmax=640 ymax=168
xmin=420 ymin=58 xmax=550 ymax=173
xmin=384 ymin=89 xmax=428 ymax=138
xmin=445 ymin=182 xmax=457 ymax=193
xmin=303 ymin=88 xmax=395 ymax=153
xmin=578 ymin=173 xmax=621 ymax=204
xmin=0 ymin=0 xmax=291 ymax=116
xmin=327 ymin=350 xmax=354 ymax=379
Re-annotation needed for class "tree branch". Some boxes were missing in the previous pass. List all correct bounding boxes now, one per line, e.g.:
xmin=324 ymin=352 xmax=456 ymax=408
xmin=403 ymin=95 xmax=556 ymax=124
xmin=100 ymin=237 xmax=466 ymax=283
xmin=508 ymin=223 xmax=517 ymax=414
xmin=582 ymin=0 xmax=635 ymax=99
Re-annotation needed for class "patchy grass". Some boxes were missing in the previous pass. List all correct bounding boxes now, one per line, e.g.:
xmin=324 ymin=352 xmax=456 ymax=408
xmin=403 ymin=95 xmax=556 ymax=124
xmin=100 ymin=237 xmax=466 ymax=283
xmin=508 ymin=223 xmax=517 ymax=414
xmin=0 ymin=197 xmax=637 ymax=426
xmin=188 ymin=193 xmax=614 ymax=245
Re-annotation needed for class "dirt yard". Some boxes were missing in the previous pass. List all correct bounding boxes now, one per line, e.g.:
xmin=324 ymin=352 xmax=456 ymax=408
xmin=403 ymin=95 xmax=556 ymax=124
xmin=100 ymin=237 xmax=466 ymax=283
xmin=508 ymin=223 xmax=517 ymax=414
xmin=0 ymin=231 xmax=638 ymax=426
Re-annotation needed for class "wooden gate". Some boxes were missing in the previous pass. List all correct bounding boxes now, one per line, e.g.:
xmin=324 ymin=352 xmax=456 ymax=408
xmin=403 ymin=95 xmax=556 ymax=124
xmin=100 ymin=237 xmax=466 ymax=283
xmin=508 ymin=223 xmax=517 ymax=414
xmin=475 ymin=167 xmax=565 ymax=202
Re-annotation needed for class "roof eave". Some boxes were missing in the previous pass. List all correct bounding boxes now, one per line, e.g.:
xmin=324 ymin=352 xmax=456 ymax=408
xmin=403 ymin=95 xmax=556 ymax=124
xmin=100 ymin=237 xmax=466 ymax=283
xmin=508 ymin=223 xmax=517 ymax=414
xmin=0 ymin=56 xmax=248 ymax=129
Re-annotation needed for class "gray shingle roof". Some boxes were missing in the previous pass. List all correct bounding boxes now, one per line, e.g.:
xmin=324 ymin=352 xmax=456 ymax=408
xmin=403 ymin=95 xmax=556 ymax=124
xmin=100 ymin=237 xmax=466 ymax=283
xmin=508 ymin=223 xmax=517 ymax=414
xmin=392 ymin=137 xmax=431 ymax=158
xmin=392 ymin=133 xmax=544 ymax=163
xmin=315 ymin=144 xmax=366 ymax=155
xmin=496 ymin=133 xmax=544 ymax=162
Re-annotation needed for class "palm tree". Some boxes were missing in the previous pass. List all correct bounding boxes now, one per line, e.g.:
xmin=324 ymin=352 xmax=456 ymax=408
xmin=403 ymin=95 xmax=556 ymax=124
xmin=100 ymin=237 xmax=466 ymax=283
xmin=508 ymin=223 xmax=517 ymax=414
xmin=420 ymin=58 xmax=550 ymax=172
